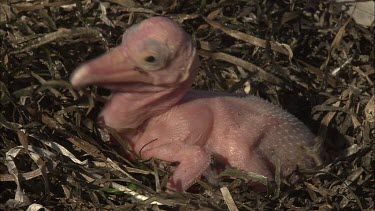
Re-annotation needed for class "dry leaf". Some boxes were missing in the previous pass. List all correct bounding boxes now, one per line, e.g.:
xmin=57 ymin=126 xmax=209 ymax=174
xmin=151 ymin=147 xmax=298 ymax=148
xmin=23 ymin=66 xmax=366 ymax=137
xmin=364 ymin=95 xmax=375 ymax=123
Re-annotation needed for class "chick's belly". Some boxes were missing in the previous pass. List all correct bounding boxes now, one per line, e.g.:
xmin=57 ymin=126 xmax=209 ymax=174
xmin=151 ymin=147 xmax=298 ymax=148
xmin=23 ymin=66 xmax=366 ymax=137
xmin=129 ymin=112 xmax=211 ymax=158
xmin=209 ymin=125 xmax=263 ymax=163
xmin=208 ymin=133 xmax=276 ymax=179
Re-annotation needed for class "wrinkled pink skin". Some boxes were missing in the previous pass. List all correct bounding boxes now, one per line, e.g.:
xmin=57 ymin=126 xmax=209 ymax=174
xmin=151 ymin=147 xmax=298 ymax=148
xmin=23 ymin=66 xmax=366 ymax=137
xmin=71 ymin=17 xmax=317 ymax=192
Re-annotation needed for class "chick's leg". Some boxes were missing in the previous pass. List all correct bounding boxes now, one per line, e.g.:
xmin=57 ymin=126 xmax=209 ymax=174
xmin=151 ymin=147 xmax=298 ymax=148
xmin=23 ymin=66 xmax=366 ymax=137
xmin=141 ymin=144 xmax=211 ymax=192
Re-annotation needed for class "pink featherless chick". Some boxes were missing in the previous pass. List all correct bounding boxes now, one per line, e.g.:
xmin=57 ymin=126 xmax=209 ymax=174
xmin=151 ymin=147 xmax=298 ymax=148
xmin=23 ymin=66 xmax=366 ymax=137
xmin=70 ymin=17 xmax=319 ymax=192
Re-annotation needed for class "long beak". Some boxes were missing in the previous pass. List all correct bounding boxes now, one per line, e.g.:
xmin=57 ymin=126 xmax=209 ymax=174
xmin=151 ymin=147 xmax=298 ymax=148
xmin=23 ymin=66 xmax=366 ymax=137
xmin=70 ymin=47 xmax=152 ymax=88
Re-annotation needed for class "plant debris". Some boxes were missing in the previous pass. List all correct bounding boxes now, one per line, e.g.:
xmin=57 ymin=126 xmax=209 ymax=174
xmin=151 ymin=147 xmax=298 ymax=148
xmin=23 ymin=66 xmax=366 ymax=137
xmin=1 ymin=0 xmax=374 ymax=210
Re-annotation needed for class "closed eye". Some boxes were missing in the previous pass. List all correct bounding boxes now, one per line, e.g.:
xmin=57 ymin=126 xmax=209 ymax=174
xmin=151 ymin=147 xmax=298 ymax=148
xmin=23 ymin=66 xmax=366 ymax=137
xmin=137 ymin=40 xmax=168 ymax=71
xmin=144 ymin=55 xmax=156 ymax=63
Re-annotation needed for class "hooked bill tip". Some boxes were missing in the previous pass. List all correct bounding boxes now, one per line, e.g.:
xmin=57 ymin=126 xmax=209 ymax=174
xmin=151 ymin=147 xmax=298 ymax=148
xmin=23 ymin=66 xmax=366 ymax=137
xmin=70 ymin=65 xmax=91 ymax=88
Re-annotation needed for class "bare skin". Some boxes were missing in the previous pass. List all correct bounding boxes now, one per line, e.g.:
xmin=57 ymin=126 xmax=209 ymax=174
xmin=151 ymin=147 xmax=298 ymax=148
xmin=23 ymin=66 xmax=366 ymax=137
xmin=71 ymin=17 xmax=318 ymax=192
